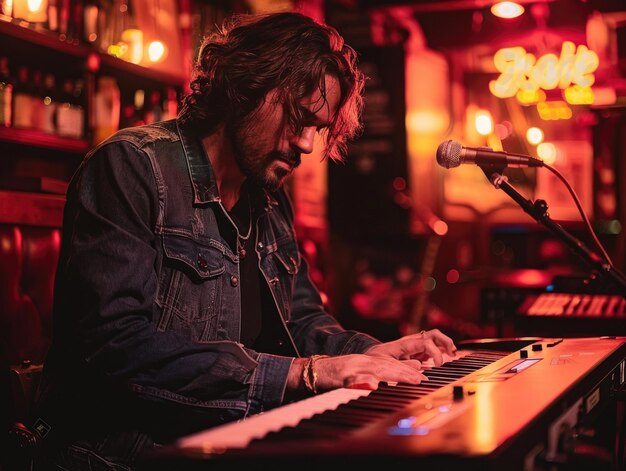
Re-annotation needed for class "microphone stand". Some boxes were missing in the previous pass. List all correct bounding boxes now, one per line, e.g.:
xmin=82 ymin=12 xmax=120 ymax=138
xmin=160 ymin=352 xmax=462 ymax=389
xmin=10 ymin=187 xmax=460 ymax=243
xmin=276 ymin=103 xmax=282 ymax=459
xmin=479 ymin=164 xmax=626 ymax=294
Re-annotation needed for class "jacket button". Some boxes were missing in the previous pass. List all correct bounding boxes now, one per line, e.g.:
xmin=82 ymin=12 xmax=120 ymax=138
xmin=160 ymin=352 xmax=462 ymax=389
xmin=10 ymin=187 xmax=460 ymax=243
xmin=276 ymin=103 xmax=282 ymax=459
xmin=257 ymin=242 xmax=264 ymax=249
xmin=230 ymin=275 xmax=239 ymax=287
xmin=197 ymin=254 xmax=208 ymax=269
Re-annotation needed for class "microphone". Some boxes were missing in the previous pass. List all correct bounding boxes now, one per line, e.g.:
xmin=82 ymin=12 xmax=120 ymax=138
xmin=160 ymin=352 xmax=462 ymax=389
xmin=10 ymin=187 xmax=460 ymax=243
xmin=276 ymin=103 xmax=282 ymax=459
xmin=436 ymin=140 xmax=544 ymax=169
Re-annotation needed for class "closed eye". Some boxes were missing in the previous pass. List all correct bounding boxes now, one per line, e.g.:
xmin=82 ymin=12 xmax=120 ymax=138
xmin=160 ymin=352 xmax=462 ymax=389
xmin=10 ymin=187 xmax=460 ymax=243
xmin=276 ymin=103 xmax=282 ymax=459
xmin=299 ymin=107 xmax=329 ymax=133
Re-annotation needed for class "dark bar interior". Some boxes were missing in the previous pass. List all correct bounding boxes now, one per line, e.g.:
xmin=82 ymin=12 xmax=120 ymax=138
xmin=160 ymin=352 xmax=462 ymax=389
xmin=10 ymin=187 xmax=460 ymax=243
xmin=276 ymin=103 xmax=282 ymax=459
xmin=1 ymin=1 xmax=625 ymax=470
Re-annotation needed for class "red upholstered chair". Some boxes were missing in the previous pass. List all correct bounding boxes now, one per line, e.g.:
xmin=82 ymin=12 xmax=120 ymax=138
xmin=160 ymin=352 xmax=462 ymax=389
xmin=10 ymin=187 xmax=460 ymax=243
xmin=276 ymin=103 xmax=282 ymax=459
xmin=0 ymin=191 xmax=64 ymax=470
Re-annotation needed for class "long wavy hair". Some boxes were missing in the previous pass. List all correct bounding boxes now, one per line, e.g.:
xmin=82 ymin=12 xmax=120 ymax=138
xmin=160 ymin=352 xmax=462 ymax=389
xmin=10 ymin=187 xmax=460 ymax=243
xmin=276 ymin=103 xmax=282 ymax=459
xmin=178 ymin=12 xmax=365 ymax=162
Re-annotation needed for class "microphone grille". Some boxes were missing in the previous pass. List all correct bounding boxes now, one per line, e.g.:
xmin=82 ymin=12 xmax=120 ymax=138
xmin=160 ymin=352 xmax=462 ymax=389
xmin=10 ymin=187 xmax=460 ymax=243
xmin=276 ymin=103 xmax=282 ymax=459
xmin=436 ymin=140 xmax=462 ymax=169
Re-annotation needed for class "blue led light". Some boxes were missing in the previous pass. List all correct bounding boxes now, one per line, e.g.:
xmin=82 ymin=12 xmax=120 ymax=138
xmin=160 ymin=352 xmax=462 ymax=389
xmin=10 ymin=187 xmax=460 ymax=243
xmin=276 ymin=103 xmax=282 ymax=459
xmin=388 ymin=425 xmax=430 ymax=436
xmin=397 ymin=417 xmax=416 ymax=428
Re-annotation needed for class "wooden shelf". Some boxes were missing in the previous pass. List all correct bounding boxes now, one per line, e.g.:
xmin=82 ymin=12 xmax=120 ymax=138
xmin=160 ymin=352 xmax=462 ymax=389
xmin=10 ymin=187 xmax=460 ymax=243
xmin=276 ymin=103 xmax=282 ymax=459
xmin=0 ymin=127 xmax=90 ymax=153
xmin=0 ymin=17 xmax=185 ymax=87
xmin=0 ymin=190 xmax=65 ymax=227
xmin=99 ymin=54 xmax=186 ymax=87
xmin=0 ymin=17 xmax=90 ymax=57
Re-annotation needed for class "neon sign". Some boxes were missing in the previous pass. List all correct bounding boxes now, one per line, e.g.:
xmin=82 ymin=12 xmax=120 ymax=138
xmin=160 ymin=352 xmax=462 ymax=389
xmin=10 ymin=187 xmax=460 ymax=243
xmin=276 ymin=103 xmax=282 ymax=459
xmin=489 ymin=41 xmax=599 ymax=101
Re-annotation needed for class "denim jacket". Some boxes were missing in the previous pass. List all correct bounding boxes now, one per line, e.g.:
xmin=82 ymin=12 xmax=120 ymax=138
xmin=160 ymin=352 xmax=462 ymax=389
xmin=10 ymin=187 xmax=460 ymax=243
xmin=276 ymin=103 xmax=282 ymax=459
xmin=34 ymin=118 xmax=379 ymax=464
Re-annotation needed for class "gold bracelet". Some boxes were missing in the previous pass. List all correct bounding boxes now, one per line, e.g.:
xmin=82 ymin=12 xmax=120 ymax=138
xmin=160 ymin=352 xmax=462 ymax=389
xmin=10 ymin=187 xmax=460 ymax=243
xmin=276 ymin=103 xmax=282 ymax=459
xmin=302 ymin=355 xmax=329 ymax=395
xmin=302 ymin=357 xmax=314 ymax=393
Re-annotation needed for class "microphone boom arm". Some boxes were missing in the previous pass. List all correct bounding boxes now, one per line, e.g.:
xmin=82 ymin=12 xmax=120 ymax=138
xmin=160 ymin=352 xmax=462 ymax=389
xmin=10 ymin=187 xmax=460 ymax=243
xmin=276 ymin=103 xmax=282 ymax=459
xmin=480 ymin=164 xmax=626 ymax=293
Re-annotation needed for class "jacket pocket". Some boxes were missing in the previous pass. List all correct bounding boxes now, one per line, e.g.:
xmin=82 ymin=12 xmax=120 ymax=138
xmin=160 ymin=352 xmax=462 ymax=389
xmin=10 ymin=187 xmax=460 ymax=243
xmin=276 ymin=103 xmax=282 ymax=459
xmin=156 ymin=234 xmax=226 ymax=341
xmin=263 ymin=240 xmax=301 ymax=320
xmin=162 ymin=233 xmax=226 ymax=281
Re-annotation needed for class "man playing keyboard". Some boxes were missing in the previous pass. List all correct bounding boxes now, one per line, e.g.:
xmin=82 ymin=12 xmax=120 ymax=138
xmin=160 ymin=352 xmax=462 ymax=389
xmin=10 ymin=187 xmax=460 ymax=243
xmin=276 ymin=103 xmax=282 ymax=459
xmin=32 ymin=11 xmax=457 ymax=471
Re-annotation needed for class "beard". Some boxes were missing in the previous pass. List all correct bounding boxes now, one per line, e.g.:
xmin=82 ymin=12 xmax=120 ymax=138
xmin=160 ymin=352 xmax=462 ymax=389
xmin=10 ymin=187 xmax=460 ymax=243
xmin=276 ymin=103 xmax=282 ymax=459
xmin=228 ymin=119 xmax=301 ymax=192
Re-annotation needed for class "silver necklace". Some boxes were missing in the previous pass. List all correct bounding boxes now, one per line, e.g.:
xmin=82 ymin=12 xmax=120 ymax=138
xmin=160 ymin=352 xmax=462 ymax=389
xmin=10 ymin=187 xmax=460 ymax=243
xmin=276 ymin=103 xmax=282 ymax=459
xmin=236 ymin=191 xmax=252 ymax=259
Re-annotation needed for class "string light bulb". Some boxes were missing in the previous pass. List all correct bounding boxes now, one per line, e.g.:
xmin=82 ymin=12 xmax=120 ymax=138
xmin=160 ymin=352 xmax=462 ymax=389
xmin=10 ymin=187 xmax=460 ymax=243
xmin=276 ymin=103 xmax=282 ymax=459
xmin=147 ymin=40 xmax=167 ymax=62
xmin=526 ymin=127 xmax=544 ymax=145
xmin=475 ymin=109 xmax=494 ymax=136
xmin=491 ymin=2 xmax=525 ymax=19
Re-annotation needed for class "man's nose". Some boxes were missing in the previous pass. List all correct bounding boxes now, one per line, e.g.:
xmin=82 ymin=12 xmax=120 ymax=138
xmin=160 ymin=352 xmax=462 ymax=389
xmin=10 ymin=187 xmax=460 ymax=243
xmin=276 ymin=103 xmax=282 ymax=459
xmin=290 ymin=126 xmax=316 ymax=155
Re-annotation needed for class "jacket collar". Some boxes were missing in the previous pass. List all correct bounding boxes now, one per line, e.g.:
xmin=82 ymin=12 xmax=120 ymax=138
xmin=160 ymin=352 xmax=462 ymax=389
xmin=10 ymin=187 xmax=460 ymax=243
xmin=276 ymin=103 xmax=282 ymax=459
xmin=176 ymin=117 xmax=279 ymax=210
xmin=176 ymin=117 xmax=220 ymax=205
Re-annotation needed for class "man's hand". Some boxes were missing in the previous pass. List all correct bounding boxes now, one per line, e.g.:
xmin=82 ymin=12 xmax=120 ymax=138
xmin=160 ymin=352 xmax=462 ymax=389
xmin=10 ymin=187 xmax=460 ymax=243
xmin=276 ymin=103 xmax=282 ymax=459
xmin=364 ymin=328 xmax=457 ymax=366
xmin=287 ymin=329 xmax=457 ymax=394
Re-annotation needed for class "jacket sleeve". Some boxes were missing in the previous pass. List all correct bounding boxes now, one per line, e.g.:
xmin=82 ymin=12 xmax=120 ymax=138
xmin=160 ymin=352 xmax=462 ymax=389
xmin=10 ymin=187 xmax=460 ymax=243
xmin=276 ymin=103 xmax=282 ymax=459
xmin=53 ymin=139 xmax=291 ymax=430
xmin=273 ymin=189 xmax=381 ymax=356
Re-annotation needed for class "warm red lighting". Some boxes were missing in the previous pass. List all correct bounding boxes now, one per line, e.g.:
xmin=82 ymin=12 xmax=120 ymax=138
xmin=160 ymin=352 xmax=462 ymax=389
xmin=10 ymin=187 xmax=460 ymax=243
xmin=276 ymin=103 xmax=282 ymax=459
xmin=494 ymin=123 xmax=510 ymax=140
xmin=302 ymin=239 xmax=317 ymax=258
xmin=87 ymin=52 xmax=101 ymax=72
xmin=392 ymin=177 xmax=407 ymax=191
xmin=433 ymin=220 xmax=448 ymax=236
xmin=446 ymin=269 xmax=460 ymax=284
xmin=492 ymin=269 xmax=552 ymax=287
xmin=393 ymin=192 xmax=412 ymax=209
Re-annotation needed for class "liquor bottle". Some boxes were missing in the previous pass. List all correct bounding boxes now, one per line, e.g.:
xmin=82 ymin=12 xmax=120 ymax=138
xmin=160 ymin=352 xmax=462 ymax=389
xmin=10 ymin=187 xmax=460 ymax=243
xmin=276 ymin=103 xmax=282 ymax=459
xmin=12 ymin=66 xmax=33 ymax=129
xmin=144 ymin=90 xmax=162 ymax=124
xmin=68 ymin=0 xmax=83 ymax=45
xmin=83 ymin=0 xmax=99 ymax=44
xmin=42 ymin=73 xmax=58 ymax=134
xmin=93 ymin=75 xmax=120 ymax=144
xmin=120 ymin=103 xmax=134 ymax=129
xmin=13 ymin=0 xmax=47 ymax=24
xmin=130 ymin=88 xmax=146 ymax=126
xmin=71 ymin=78 xmax=85 ymax=137
xmin=0 ymin=57 xmax=12 ymax=127
xmin=162 ymin=87 xmax=178 ymax=121
xmin=96 ymin=0 xmax=112 ymax=52
xmin=58 ymin=0 xmax=70 ymax=41
xmin=30 ymin=70 xmax=46 ymax=132
xmin=57 ymin=78 xmax=84 ymax=138
xmin=0 ymin=0 xmax=13 ymax=18
xmin=120 ymin=0 xmax=142 ymax=64
xmin=48 ymin=0 xmax=59 ymax=32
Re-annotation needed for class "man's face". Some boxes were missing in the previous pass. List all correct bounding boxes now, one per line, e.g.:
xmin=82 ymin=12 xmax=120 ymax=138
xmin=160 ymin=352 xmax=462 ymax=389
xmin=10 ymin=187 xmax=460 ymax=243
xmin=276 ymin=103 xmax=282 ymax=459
xmin=230 ymin=74 xmax=341 ymax=192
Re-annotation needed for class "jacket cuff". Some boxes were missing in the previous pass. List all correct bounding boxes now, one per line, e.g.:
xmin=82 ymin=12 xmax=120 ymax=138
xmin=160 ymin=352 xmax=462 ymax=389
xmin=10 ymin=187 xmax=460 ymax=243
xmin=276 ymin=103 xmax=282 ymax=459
xmin=246 ymin=353 xmax=294 ymax=414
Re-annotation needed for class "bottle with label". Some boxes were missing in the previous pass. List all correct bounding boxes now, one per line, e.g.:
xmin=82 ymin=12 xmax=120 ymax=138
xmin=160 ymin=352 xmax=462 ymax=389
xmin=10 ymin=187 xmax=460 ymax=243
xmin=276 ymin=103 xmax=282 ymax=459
xmin=56 ymin=78 xmax=83 ymax=138
xmin=12 ymin=66 xmax=33 ymax=129
xmin=0 ymin=57 xmax=12 ymax=127
xmin=93 ymin=75 xmax=120 ymax=144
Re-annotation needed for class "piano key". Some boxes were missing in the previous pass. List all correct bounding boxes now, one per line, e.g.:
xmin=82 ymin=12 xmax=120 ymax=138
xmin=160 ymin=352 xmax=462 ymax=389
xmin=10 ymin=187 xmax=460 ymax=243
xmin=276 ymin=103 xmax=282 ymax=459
xmin=175 ymin=351 xmax=509 ymax=452
xmin=175 ymin=387 xmax=372 ymax=450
